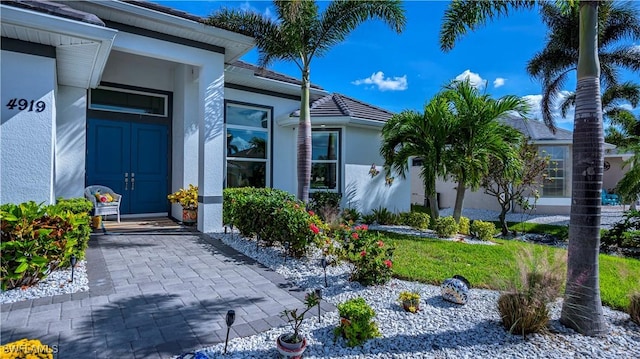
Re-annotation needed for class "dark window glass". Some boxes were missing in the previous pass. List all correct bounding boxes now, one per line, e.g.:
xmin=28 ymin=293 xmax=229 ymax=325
xmin=227 ymin=161 xmax=266 ymax=188
xmin=91 ymin=89 xmax=165 ymax=116
xmin=226 ymin=106 xmax=268 ymax=128
xmin=312 ymin=132 xmax=338 ymax=160
xmin=227 ymin=129 xmax=267 ymax=159
xmin=311 ymin=163 xmax=337 ymax=190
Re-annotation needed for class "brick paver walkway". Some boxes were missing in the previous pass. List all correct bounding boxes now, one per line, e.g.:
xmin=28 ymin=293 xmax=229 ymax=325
xmin=1 ymin=227 xmax=333 ymax=358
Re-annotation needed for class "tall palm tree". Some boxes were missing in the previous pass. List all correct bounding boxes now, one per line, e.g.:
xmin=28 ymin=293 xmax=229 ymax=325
xmin=207 ymin=0 xmax=406 ymax=203
xmin=527 ymin=0 xmax=640 ymax=129
xmin=441 ymin=79 xmax=529 ymax=222
xmin=440 ymin=0 xmax=608 ymax=336
xmin=380 ymin=94 xmax=455 ymax=220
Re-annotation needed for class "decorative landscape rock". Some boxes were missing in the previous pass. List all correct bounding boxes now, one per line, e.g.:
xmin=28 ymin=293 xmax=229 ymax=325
xmin=441 ymin=275 xmax=470 ymax=305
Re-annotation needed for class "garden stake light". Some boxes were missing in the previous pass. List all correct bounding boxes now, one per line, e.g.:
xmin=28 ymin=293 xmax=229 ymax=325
xmin=224 ymin=310 xmax=235 ymax=354
xmin=69 ymin=255 xmax=77 ymax=282
xmin=315 ymin=288 xmax=322 ymax=323
xmin=321 ymin=257 xmax=328 ymax=286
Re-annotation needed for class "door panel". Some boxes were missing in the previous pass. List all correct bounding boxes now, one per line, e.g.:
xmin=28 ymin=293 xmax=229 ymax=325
xmin=130 ymin=123 xmax=168 ymax=213
xmin=87 ymin=119 xmax=168 ymax=215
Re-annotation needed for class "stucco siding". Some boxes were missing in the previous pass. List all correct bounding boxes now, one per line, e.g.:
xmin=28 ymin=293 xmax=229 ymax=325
xmin=1 ymin=50 xmax=56 ymax=204
xmin=101 ymin=50 xmax=175 ymax=91
xmin=55 ymin=85 xmax=87 ymax=199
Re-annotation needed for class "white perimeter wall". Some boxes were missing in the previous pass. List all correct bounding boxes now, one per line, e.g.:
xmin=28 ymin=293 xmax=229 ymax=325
xmin=1 ymin=51 xmax=56 ymax=204
xmin=344 ymin=126 xmax=410 ymax=214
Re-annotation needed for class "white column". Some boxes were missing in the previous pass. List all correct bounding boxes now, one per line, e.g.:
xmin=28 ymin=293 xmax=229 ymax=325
xmin=197 ymin=63 xmax=225 ymax=232
xmin=55 ymin=85 xmax=87 ymax=199
xmin=172 ymin=64 xmax=199 ymax=220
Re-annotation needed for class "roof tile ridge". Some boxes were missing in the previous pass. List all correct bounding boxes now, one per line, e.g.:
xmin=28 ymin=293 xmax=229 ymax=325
xmin=333 ymin=94 xmax=353 ymax=117
xmin=336 ymin=93 xmax=394 ymax=115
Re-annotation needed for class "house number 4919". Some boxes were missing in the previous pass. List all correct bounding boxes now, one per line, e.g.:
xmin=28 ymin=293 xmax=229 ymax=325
xmin=6 ymin=98 xmax=46 ymax=112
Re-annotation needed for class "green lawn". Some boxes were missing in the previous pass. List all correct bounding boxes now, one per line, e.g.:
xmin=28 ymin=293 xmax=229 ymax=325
xmin=382 ymin=231 xmax=640 ymax=311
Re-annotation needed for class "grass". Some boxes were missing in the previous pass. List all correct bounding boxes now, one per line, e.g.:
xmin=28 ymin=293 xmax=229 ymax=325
xmin=382 ymin=231 xmax=640 ymax=311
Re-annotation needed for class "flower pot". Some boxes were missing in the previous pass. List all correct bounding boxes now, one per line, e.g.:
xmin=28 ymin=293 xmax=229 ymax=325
xmin=401 ymin=299 xmax=420 ymax=313
xmin=91 ymin=216 xmax=102 ymax=229
xmin=276 ymin=334 xmax=306 ymax=358
xmin=182 ymin=208 xmax=197 ymax=225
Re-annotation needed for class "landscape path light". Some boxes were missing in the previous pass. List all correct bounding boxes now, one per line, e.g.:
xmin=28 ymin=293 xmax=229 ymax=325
xmin=69 ymin=255 xmax=77 ymax=282
xmin=224 ymin=309 xmax=235 ymax=354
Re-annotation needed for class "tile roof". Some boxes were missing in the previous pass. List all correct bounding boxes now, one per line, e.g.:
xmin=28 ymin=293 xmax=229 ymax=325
xmin=230 ymin=60 xmax=324 ymax=90
xmin=122 ymin=0 xmax=204 ymax=23
xmin=3 ymin=0 xmax=105 ymax=26
xmin=291 ymin=93 xmax=395 ymax=122
xmin=500 ymin=116 xmax=574 ymax=141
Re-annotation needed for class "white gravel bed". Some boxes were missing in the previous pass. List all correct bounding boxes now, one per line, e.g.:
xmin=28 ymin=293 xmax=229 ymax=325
xmin=438 ymin=207 xmax=627 ymax=230
xmin=0 ymin=261 xmax=89 ymax=304
xmin=194 ymin=232 xmax=640 ymax=359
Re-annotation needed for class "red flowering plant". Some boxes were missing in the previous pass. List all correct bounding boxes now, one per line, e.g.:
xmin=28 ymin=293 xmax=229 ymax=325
xmin=338 ymin=227 xmax=395 ymax=286
xmin=308 ymin=211 xmax=336 ymax=257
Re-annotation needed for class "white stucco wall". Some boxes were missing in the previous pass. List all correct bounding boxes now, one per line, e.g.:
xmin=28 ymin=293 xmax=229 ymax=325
xmin=55 ymin=85 xmax=87 ymax=199
xmin=1 ymin=51 xmax=56 ymax=204
xmin=344 ymin=126 xmax=410 ymax=214
xmin=101 ymin=50 xmax=175 ymax=91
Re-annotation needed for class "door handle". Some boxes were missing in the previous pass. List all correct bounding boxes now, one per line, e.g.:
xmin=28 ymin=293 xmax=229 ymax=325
xmin=124 ymin=173 xmax=128 ymax=190
xmin=131 ymin=173 xmax=135 ymax=191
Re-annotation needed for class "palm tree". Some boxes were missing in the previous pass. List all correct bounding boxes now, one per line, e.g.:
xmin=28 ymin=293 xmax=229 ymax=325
xmin=559 ymin=82 xmax=640 ymax=127
xmin=527 ymin=1 xmax=640 ymax=129
xmin=207 ymin=0 xmax=406 ymax=203
xmin=440 ymin=0 xmax=608 ymax=336
xmin=441 ymin=79 xmax=529 ymax=222
xmin=380 ymin=94 xmax=455 ymax=220
xmin=607 ymin=112 xmax=640 ymax=205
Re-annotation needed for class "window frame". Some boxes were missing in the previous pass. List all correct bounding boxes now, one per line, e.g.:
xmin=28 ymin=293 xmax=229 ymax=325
xmin=539 ymin=145 xmax=569 ymax=198
xmin=310 ymin=128 xmax=342 ymax=193
xmin=88 ymin=86 xmax=169 ymax=117
xmin=224 ymin=101 xmax=272 ymax=188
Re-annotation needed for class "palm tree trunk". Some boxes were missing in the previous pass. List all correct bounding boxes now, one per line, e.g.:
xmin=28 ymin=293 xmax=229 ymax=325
xmin=297 ymin=67 xmax=312 ymax=203
xmin=453 ymin=180 xmax=466 ymax=222
xmin=560 ymin=1 xmax=607 ymax=336
xmin=428 ymin=193 xmax=439 ymax=220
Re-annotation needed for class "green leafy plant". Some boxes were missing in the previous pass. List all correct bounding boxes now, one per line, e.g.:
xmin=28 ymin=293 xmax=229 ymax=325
xmin=361 ymin=213 xmax=376 ymax=225
xmin=281 ymin=291 xmax=321 ymax=344
xmin=470 ymin=220 xmax=497 ymax=241
xmin=398 ymin=211 xmax=430 ymax=230
xmin=371 ymin=206 xmax=397 ymax=225
xmin=167 ymin=184 xmax=198 ymax=209
xmin=341 ymin=208 xmax=361 ymax=223
xmin=497 ymin=247 xmax=566 ymax=337
xmin=48 ymin=201 xmax=92 ymax=262
xmin=309 ymin=191 xmax=342 ymax=221
xmin=433 ymin=216 xmax=459 ymax=238
xmin=398 ymin=291 xmax=420 ymax=313
xmin=0 ymin=201 xmax=84 ymax=290
xmin=601 ymin=210 xmax=640 ymax=258
xmin=339 ymin=229 xmax=394 ymax=286
xmin=458 ymin=216 xmax=470 ymax=235
xmin=629 ymin=293 xmax=640 ymax=325
xmin=334 ymin=297 xmax=380 ymax=347
xmin=56 ymin=197 xmax=93 ymax=214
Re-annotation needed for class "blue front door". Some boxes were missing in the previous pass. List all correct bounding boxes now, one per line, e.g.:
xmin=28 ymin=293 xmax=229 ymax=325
xmin=87 ymin=119 xmax=168 ymax=214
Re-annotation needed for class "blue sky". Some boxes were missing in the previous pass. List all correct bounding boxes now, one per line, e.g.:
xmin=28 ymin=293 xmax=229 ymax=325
xmin=158 ymin=1 xmax=639 ymax=131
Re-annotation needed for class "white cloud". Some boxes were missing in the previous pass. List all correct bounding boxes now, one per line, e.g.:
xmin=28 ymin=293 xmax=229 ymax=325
xmin=240 ymin=1 xmax=274 ymax=19
xmin=352 ymin=71 xmax=408 ymax=91
xmin=522 ymin=91 xmax=575 ymax=125
xmin=493 ymin=77 xmax=506 ymax=88
xmin=454 ymin=69 xmax=486 ymax=89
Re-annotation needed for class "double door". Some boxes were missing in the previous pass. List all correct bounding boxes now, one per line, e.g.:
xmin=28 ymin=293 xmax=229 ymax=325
xmin=87 ymin=119 xmax=168 ymax=214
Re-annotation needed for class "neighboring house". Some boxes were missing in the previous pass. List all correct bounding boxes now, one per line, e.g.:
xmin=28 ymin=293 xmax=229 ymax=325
xmin=410 ymin=117 xmax=625 ymax=215
xmin=0 ymin=0 xmax=409 ymax=232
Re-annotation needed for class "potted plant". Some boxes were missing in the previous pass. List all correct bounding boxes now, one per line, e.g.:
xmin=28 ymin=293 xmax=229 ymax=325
xmin=167 ymin=184 xmax=198 ymax=225
xmin=398 ymin=291 xmax=421 ymax=313
xmin=276 ymin=290 xmax=320 ymax=357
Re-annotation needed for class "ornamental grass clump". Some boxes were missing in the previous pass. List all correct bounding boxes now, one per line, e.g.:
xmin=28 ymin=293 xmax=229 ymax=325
xmin=335 ymin=297 xmax=380 ymax=347
xmin=629 ymin=293 xmax=640 ymax=325
xmin=497 ymin=247 xmax=566 ymax=337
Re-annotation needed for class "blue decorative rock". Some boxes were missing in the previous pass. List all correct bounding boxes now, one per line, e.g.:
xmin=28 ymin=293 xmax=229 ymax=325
xmin=441 ymin=275 xmax=470 ymax=305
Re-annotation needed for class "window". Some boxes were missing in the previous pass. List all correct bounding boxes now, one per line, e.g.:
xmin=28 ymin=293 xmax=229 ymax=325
xmin=539 ymin=146 xmax=569 ymax=197
xmin=89 ymin=87 xmax=167 ymax=116
xmin=225 ymin=103 xmax=270 ymax=188
xmin=311 ymin=130 xmax=340 ymax=192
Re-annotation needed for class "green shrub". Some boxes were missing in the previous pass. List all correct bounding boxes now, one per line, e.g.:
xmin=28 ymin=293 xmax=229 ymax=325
xmin=334 ymin=297 xmax=380 ymax=347
xmin=339 ymin=229 xmax=394 ymax=286
xmin=433 ymin=216 xmax=459 ymax=238
xmin=341 ymin=207 xmax=361 ymax=223
xmin=371 ymin=207 xmax=397 ymax=225
xmin=470 ymin=220 xmax=496 ymax=241
xmin=630 ymin=293 xmax=640 ymax=325
xmin=264 ymin=200 xmax=314 ymax=258
xmin=48 ymin=200 xmax=92 ymax=262
xmin=601 ymin=210 xmax=640 ymax=258
xmin=361 ymin=213 xmax=376 ymax=225
xmin=0 ymin=201 xmax=83 ymax=290
xmin=458 ymin=216 xmax=470 ymax=235
xmin=398 ymin=211 xmax=430 ymax=230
